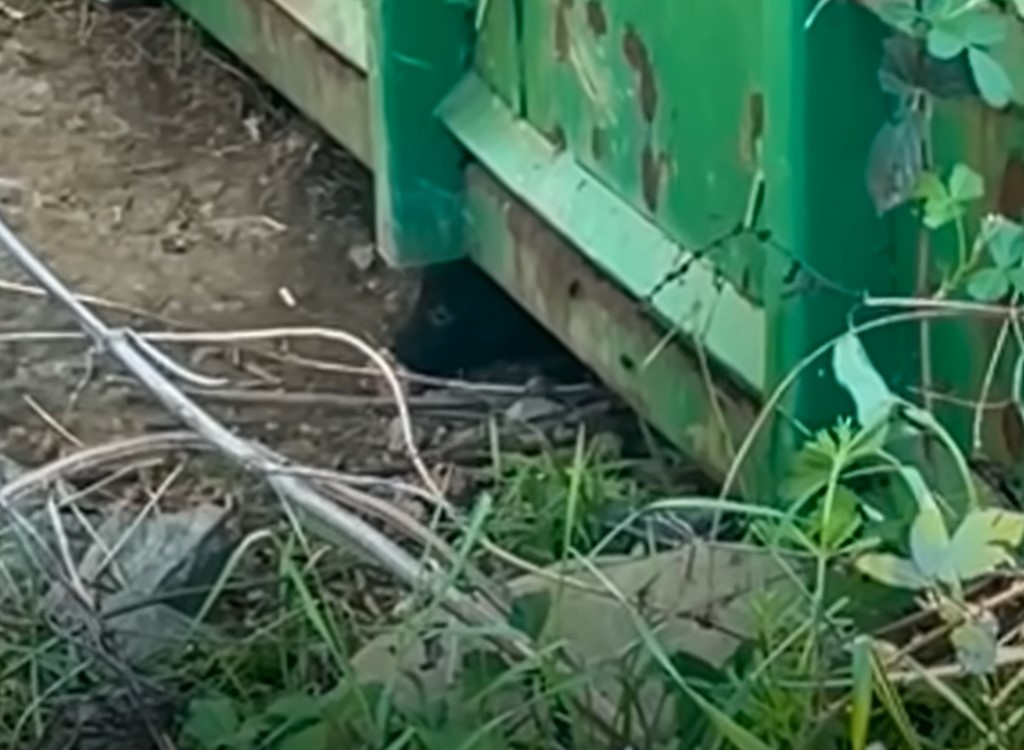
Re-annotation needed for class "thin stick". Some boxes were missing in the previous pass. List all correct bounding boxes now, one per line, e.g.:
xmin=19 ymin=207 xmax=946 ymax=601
xmin=972 ymin=316 xmax=1012 ymax=451
xmin=864 ymin=296 xmax=1014 ymax=318
xmin=95 ymin=461 xmax=188 ymax=580
xmin=0 ymin=327 xmax=594 ymax=396
xmin=0 ymin=216 xmax=532 ymax=658
xmin=0 ymin=326 xmax=457 ymax=498
xmin=0 ymin=280 xmax=593 ymax=395
xmin=0 ymin=278 xmax=188 ymax=328
xmin=124 ymin=329 xmax=229 ymax=387
xmin=22 ymin=393 xmax=84 ymax=447
xmin=46 ymin=493 xmax=91 ymax=607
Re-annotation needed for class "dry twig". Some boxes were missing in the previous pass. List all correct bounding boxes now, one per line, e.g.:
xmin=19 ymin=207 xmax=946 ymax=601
xmin=0 ymin=214 xmax=531 ymax=652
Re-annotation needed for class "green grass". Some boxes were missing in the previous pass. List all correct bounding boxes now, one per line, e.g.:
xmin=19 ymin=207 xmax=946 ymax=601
xmin=476 ymin=428 xmax=645 ymax=564
xmin=5 ymin=342 xmax=1024 ymax=750
xmin=173 ymin=411 xmax=1024 ymax=749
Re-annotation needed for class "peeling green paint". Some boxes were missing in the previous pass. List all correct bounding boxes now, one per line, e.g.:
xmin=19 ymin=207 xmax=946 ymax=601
xmin=163 ymin=0 xmax=1024 ymax=493
xmin=439 ymin=74 xmax=767 ymax=392
xmin=511 ymin=0 xmax=767 ymax=303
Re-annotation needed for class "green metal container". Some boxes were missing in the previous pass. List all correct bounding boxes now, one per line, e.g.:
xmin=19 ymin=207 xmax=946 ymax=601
xmin=167 ymin=0 xmax=1024 ymax=491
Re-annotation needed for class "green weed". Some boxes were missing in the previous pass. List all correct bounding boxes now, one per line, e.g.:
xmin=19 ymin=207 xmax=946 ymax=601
xmin=479 ymin=429 xmax=642 ymax=564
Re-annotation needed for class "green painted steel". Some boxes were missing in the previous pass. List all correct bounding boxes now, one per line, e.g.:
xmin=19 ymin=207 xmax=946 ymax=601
xmin=474 ymin=0 xmax=521 ymax=112
xmin=467 ymin=0 xmax=904 ymax=457
xmin=759 ymin=4 xmax=901 ymax=465
xmin=439 ymin=74 xmax=766 ymax=392
xmin=513 ymin=0 xmax=768 ymax=304
xmin=170 ymin=0 xmax=372 ymax=165
xmin=463 ymin=165 xmax=761 ymax=486
xmin=164 ymin=0 xmax=1024 ymax=491
xmin=272 ymin=0 xmax=368 ymax=70
xmin=366 ymin=0 xmax=471 ymax=267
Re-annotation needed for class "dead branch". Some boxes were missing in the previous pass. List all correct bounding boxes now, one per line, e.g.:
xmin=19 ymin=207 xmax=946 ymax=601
xmin=0 ymin=322 xmax=595 ymax=396
xmin=0 ymin=215 xmax=536 ymax=659
xmin=1 ymin=432 xmax=203 ymax=508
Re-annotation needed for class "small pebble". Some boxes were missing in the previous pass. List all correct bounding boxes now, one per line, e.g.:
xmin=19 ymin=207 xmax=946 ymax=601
xmin=347 ymin=242 xmax=376 ymax=272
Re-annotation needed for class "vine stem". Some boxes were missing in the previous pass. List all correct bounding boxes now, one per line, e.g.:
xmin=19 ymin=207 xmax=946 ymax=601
xmin=716 ymin=308 xmax=967 ymax=503
xmin=971 ymin=307 xmax=1014 ymax=451
xmin=864 ymin=297 xmax=1013 ymax=317
xmin=803 ymin=0 xmax=835 ymax=29
xmin=918 ymin=225 xmax=936 ymax=428
xmin=715 ymin=297 xmax=1014 ymax=512
xmin=918 ymin=99 xmax=937 ymax=434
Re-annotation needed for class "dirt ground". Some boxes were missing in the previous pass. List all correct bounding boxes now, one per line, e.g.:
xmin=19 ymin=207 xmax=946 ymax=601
xmin=0 ymin=0 xmax=637 ymax=486
xmin=0 ymin=10 xmax=697 ymax=746
xmin=0 ymin=1 xmax=418 ymax=468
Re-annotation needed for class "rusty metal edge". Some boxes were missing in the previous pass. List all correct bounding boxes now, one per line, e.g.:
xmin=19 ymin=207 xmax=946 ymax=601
xmin=271 ymin=0 xmax=368 ymax=72
xmin=162 ymin=0 xmax=768 ymax=487
xmin=463 ymin=165 xmax=763 ymax=487
xmin=439 ymin=73 xmax=767 ymax=393
xmin=168 ymin=0 xmax=372 ymax=165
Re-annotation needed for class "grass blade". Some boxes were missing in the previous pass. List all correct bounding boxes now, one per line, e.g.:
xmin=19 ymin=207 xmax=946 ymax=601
xmin=869 ymin=649 xmax=922 ymax=750
xmin=850 ymin=636 xmax=872 ymax=750
xmin=575 ymin=553 xmax=772 ymax=750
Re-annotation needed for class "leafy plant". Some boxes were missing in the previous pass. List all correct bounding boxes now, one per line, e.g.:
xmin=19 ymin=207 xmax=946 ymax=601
xmin=480 ymin=431 xmax=640 ymax=563
xmin=862 ymin=0 xmax=1021 ymax=214
xmin=964 ymin=215 xmax=1024 ymax=300
xmin=876 ymin=0 xmax=1021 ymax=106
xmin=856 ymin=473 xmax=1024 ymax=592
xmin=181 ymin=687 xmax=382 ymax=750
xmin=921 ymin=0 xmax=1013 ymax=106
xmin=913 ymin=163 xmax=984 ymax=230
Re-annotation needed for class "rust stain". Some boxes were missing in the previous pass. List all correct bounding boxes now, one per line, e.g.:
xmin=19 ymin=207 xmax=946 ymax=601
xmin=554 ymin=0 xmax=574 ymax=62
xmin=480 ymin=166 xmax=758 ymax=479
xmin=1001 ymin=402 xmax=1024 ymax=460
xmin=739 ymin=91 xmax=764 ymax=168
xmin=585 ymin=0 xmax=607 ymax=36
xmin=591 ymin=126 xmax=606 ymax=161
xmin=998 ymin=153 xmax=1024 ymax=220
xmin=640 ymin=143 xmax=663 ymax=212
xmin=622 ymin=26 xmax=657 ymax=122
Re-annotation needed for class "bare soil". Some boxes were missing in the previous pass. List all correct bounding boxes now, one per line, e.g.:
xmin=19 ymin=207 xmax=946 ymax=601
xmin=0 ymin=1 xmax=414 ymax=467
xmin=0 ymin=10 xmax=700 ymax=748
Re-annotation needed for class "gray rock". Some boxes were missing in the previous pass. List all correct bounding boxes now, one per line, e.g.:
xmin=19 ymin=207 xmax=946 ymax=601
xmin=347 ymin=242 xmax=376 ymax=272
xmin=504 ymin=396 xmax=563 ymax=423
xmin=66 ymin=502 xmax=235 ymax=664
